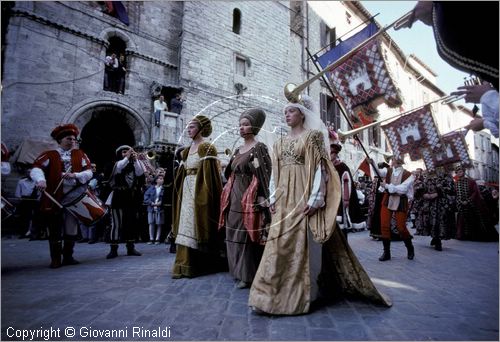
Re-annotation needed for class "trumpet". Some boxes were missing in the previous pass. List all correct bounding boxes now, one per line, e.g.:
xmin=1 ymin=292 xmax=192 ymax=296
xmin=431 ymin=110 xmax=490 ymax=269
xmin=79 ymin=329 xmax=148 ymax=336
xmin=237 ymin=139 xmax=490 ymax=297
xmin=337 ymin=114 xmax=398 ymax=140
xmin=440 ymin=94 xmax=466 ymax=105
xmin=440 ymin=76 xmax=483 ymax=105
xmin=135 ymin=149 xmax=157 ymax=174
xmin=336 ymin=93 xmax=462 ymax=140
xmin=284 ymin=10 xmax=414 ymax=103
xmin=140 ymin=150 xmax=157 ymax=160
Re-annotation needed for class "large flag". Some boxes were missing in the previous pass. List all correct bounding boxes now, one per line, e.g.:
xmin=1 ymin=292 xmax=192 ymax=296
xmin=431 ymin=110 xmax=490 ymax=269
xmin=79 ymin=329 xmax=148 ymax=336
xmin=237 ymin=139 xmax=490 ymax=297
xmin=421 ymin=131 xmax=472 ymax=171
xmin=104 ymin=1 xmax=129 ymax=26
xmin=381 ymin=105 xmax=442 ymax=162
xmin=316 ymin=22 xmax=402 ymax=127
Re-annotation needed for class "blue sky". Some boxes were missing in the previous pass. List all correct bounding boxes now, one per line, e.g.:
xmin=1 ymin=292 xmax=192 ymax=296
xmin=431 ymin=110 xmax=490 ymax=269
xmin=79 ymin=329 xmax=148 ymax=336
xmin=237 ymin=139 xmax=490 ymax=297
xmin=361 ymin=1 xmax=470 ymax=97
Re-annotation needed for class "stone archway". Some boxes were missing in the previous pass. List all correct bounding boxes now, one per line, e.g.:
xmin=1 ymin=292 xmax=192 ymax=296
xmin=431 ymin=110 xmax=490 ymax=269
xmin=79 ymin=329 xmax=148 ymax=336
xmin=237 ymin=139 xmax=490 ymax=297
xmin=72 ymin=103 xmax=148 ymax=175
xmin=99 ymin=28 xmax=137 ymax=51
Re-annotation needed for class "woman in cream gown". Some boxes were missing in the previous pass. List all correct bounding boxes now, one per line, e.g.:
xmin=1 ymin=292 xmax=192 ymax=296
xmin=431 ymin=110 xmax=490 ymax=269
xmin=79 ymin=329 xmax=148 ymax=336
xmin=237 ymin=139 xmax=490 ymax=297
xmin=248 ymin=97 xmax=391 ymax=315
xmin=171 ymin=115 xmax=223 ymax=278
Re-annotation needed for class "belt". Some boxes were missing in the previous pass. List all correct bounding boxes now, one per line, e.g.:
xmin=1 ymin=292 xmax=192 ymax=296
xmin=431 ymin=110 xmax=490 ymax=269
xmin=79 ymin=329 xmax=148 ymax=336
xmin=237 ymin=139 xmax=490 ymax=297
xmin=186 ymin=168 xmax=198 ymax=175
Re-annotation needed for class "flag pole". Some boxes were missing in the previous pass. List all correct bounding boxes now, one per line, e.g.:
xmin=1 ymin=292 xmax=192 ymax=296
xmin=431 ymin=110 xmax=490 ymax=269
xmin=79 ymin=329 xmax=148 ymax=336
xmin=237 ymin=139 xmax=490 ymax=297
xmin=306 ymin=47 xmax=382 ymax=179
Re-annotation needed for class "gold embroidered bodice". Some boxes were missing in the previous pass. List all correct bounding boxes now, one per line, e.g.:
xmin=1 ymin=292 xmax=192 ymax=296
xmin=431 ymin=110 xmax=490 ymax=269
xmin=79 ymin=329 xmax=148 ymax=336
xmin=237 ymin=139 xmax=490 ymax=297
xmin=277 ymin=130 xmax=327 ymax=166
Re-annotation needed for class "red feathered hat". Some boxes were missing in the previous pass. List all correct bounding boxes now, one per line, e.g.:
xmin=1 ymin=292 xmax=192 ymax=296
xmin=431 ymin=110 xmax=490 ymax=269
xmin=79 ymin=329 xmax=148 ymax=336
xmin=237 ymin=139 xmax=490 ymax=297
xmin=50 ymin=124 xmax=79 ymax=141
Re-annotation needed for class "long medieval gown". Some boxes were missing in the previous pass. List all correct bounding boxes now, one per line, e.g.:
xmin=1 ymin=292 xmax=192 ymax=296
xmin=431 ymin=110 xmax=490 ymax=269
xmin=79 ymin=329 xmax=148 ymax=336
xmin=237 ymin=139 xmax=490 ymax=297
xmin=219 ymin=142 xmax=272 ymax=284
xmin=248 ymin=130 xmax=391 ymax=315
xmin=417 ymin=173 xmax=456 ymax=240
xmin=171 ymin=142 xmax=223 ymax=278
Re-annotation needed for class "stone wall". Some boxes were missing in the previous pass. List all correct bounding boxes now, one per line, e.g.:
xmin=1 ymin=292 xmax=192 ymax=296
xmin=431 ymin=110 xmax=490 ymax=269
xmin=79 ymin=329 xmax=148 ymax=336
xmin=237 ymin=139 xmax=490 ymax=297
xmin=176 ymin=1 xmax=293 ymax=157
xmin=2 ymin=1 xmax=183 ymax=150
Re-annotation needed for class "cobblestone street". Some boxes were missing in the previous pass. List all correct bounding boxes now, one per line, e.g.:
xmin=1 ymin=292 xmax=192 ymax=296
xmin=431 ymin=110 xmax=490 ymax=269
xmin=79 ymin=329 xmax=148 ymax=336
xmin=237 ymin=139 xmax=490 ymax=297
xmin=2 ymin=231 xmax=498 ymax=341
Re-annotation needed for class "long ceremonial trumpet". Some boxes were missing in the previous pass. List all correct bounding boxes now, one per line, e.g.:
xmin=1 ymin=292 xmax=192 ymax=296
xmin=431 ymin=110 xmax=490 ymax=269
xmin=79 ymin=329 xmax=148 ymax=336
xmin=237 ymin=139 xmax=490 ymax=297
xmin=337 ymin=113 xmax=401 ymax=140
xmin=337 ymin=94 xmax=461 ymax=140
xmin=284 ymin=10 xmax=414 ymax=103
xmin=441 ymin=94 xmax=466 ymax=104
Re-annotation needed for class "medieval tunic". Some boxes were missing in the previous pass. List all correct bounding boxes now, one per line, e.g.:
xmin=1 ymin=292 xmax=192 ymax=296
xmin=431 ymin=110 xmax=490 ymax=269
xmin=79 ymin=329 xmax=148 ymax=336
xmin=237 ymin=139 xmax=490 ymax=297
xmin=32 ymin=149 xmax=92 ymax=213
xmin=31 ymin=148 xmax=92 ymax=238
xmin=455 ymin=176 xmax=498 ymax=242
xmin=249 ymin=130 xmax=391 ymax=315
xmin=172 ymin=142 xmax=223 ymax=277
xmin=409 ymin=173 xmax=426 ymax=233
xmin=417 ymin=173 xmax=456 ymax=239
xmin=109 ymin=157 xmax=145 ymax=243
xmin=380 ymin=167 xmax=413 ymax=240
xmin=219 ymin=143 xmax=272 ymax=284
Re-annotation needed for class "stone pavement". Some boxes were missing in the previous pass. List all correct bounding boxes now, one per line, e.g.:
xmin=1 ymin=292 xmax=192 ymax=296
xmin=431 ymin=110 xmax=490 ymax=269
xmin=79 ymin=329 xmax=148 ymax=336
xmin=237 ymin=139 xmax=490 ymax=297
xmin=1 ymin=232 xmax=498 ymax=341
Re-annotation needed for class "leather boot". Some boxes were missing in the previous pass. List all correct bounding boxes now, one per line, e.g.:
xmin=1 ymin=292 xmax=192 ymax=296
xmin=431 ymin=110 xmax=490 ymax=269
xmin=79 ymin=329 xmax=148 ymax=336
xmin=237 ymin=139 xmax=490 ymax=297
xmin=404 ymin=238 xmax=415 ymax=260
xmin=126 ymin=242 xmax=142 ymax=256
xmin=106 ymin=244 xmax=119 ymax=259
xmin=434 ymin=238 xmax=442 ymax=251
xmin=379 ymin=239 xmax=391 ymax=261
xmin=62 ymin=240 xmax=79 ymax=265
xmin=49 ymin=241 xmax=62 ymax=268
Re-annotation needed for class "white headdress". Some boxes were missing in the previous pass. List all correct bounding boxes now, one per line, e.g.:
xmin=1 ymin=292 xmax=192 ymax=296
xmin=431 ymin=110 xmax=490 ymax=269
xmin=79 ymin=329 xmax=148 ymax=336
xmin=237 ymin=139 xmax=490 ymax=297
xmin=283 ymin=95 xmax=330 ymax=152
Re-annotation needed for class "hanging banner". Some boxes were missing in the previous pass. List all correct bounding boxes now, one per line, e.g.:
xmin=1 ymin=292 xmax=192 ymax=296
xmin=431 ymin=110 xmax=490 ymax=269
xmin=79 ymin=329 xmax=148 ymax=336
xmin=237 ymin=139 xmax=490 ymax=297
xmin=316 ymin=22 xmax=402 ymax=127
xmin=381 ymin=104 xmax=442 ymax=162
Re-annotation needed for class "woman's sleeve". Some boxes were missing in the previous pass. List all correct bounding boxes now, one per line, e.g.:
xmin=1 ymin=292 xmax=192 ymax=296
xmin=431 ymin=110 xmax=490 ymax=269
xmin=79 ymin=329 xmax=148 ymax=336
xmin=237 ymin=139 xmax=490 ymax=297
xmin=252 ymin=143 xmax=272 ymax=200
xmin=307 ymin=163 xmax=326 ymax=208
xmin=268 ymin=171 xmax=276 ymax=206
xmin=307 ymin=131 xmax=328 ymax=208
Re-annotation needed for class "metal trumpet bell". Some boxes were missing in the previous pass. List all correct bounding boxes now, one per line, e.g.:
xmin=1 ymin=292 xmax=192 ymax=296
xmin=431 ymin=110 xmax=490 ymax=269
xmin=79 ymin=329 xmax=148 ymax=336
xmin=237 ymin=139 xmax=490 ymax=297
xmin=146 ymin=150 xmax=156 ymax=160
xmin=284 ymin=83 xmax=301 ymax=103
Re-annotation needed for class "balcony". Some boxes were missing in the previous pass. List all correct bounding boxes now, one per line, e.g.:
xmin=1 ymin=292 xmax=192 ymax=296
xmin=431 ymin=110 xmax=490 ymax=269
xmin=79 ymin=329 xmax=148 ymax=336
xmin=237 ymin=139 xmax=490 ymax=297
xmin=151 ymin=110 xmax=182 ymax=147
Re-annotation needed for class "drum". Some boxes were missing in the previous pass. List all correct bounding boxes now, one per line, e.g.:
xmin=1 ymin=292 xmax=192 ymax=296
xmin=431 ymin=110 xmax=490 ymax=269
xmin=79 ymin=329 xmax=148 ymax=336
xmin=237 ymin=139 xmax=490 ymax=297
xmin=1 ymin=196 xmax=15 ymax=221
xmin=61 ymin=186 xmax=107 ymax=226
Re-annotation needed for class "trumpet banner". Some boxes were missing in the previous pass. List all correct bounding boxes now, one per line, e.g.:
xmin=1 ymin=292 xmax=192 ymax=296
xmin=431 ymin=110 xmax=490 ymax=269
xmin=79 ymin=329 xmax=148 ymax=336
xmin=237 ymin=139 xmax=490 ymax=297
xmin=316 ymin=22 xmax=402 ymax=126
xmin=381 ymin=105 xmax=442 ymax=162
xmin=421 ymin=131 xmax=472 ymax=171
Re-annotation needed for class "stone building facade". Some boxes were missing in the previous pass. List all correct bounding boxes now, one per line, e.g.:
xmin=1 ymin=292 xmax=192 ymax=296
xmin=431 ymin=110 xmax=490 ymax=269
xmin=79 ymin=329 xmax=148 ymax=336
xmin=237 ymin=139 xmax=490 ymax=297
xmin=1 ymin=1 xmax=309 ymax=177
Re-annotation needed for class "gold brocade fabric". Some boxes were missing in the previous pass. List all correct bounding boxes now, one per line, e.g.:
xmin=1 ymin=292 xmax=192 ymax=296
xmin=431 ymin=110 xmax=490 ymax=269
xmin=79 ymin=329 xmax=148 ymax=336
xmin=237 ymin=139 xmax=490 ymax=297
xmin=248 ymin=130 xmax=391 ymax=315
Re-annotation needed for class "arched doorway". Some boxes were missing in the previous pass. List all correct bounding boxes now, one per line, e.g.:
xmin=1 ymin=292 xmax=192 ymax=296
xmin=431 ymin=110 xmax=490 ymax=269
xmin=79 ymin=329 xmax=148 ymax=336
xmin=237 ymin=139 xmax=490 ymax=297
xmin=79 ymin=108 xmax=135 ymax=175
